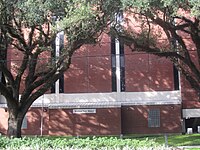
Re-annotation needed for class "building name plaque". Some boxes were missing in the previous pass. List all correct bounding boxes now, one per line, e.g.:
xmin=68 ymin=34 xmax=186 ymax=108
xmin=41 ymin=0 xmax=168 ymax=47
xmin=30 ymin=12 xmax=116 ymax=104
xmin=73 ymin=109 xmax=96 ymax=114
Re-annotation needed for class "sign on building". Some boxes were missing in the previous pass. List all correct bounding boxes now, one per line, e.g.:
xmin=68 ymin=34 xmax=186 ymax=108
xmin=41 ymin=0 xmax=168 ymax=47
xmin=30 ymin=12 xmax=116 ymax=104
xmin=73 ymin=109 xmax=96 ymax=114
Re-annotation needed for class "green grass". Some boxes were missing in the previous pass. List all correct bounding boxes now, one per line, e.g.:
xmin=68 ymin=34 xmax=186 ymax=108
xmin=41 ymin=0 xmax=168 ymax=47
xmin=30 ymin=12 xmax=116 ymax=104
xmin=123 ymin=133 xmax=200 ymax=148
xmin=124 ymin=134 xmax=200 ymax=150
xmin=152 ymin=134 xmax=200 ymax=146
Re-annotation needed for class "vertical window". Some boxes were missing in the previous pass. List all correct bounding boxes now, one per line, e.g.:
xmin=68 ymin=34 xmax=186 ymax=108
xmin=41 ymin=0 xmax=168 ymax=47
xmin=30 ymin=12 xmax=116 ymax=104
xmin=115 ymin=10 xmax=123 ymax=32
xmin=21 ymin=115 xmax=28 ymax=129
xmin=59 ymin=74 xmax=64 ymax=93
xmin=111 ymin=11 xmax=125 ymax=92
xmin=119 ymin=39 xmax=125 ymax=92
xmin=50 ymin=31 xmax=64 ymax=93
xmin=111 ymin=36 xmax=117 ymax=92
xmin=173 ymin=65 xmax=179 ymax=90
xmin=0 ymin=73 xmax=6 ymax=85
xmin=148 ymin=109 xmax=160 ymax=128
xmin=51 ymin=39 xmax=56 ymax=93
xmin=170 ymin=18 xmax=180 ymax=91
xmin=111 ymin=38 xmax=125 ymax=92
xmin=59 ymin=32 xmax=64 ymax=93
xmin=0 ymin=71 xmax=2 ymax=83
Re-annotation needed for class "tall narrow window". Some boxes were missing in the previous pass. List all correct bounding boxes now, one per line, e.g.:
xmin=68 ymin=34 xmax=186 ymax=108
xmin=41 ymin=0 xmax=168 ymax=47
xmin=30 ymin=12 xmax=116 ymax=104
xmin=170 ymin=19 xmax=180 ymax=91
xmin=21 ymin=115 xmax=28 ymax=129
xmin=50 ymin=31 xmax=64 ymax=93
xmin=0 ymin=49 xmax=6 ymax=85
xmin=148 ymin=109 xmax=160 ymax=128
xmin=173 ymin=65 xmax=179 ymax=90
xmin=111 ymin=11 xmax=125 ymax=92
xmin=171 ymin=39 xmax=179 ymax=90
xmin=51 ymin=40 xmax=56 ymax=93
xmin=111 ymin=36 xmax=117 ymax=92
xmin=0 ymin=71 xmax=2 ymax=83
xmin=59 ymin=32 xmax=64 ymax=93
xmin=0 ymin=73 xmax=6 ymax=85
xmin=119 ymin=39 xmax=125 ymax=92
xmin=59 ymin=74 xmax=64 ymax=93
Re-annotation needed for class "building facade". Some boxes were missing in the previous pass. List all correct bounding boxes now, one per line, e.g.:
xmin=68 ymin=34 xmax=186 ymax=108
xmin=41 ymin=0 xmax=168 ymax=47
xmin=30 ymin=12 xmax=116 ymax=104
xmin=0 ymin=24 xmax=199 ymax=136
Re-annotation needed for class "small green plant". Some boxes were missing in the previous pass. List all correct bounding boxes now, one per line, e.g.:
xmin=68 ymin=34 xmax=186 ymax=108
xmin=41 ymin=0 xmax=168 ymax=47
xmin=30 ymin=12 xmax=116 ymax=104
xmin=2 ymin=134 xmax=200 ymax=149
xmin=0 ymin=136 xmax=165 ymax=149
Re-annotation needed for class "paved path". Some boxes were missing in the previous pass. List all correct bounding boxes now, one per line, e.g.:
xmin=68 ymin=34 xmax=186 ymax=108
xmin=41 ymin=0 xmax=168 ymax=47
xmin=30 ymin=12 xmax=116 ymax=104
xmin=178 ymin=145 xmax=200 ymax=149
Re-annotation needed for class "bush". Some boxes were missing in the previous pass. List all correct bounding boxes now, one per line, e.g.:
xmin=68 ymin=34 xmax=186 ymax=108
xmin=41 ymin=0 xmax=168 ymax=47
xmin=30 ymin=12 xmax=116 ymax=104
xmin=0 ymin=136 xmax=174 ymax=150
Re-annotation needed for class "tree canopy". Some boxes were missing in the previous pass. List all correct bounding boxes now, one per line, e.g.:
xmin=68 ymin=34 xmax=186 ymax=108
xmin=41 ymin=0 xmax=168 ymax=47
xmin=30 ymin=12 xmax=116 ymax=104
xmin=0 ymin=0 xmax=199 ymax=138
xmin=0 ymin=0 xmax=121 ymax=137
xmin=114 ymin=0 xmax=200 ymax=96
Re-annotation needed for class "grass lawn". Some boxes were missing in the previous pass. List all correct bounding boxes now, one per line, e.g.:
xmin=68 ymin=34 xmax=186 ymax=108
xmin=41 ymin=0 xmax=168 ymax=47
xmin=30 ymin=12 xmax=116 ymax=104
xmin=123 ymin=134 xmax=200 ymax=150
xmin=152 ymin=134 xmax=200 ymax=146
xmin=44 ymin=133 xmax=200 ymax=147
xmin=127 ymin=133 xmax=200 ymax=148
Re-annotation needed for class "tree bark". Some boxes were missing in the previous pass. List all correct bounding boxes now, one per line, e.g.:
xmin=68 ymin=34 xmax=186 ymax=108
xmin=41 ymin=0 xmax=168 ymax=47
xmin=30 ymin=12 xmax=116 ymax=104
xmin=7 ymin=109 xmax=23 ymax=138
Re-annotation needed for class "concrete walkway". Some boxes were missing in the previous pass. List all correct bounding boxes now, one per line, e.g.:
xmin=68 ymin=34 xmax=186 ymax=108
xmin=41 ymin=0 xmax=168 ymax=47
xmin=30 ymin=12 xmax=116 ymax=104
xmin=178 ymin=145 xmax=200 ymax=149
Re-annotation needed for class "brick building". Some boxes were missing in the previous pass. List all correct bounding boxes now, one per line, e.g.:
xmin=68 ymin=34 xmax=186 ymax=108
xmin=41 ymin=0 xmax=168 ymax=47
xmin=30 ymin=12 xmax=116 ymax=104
xmin=0 ymin=17 xmax=199 ymax=136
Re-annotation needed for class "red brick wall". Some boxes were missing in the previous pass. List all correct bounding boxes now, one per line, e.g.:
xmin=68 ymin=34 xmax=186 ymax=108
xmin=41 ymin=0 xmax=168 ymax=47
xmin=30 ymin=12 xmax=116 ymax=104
xmin=124 ymin=51 xmax=174 ymax=92
xmin=0 ymin=106 xmax=183 ymax=136
xmin=7 ymin=46 xmax=52 ymax=94
xmin=181 ymin=75 xmax=200 ymax=109
xmin=0 ymin=108 xmax=50 ymax=136
xmin=0 ymin=108 xmax=8 ymax=135
xmin=64 ymin=34 xmax=112 ymax=93
xmin=180 ymin=49 xmax=199 ymax=108
xmin=123 ymin=12 xmax=174 ymax=92
xmin=121 ymin=105 xmax=182 ymax=134
xmin=178 ymin=19 xmax=200 ymax=109
xmin=22 ymin=108 xmax=49 ymax=135
xmin=49 ymin=108 xmax=121 ymax=136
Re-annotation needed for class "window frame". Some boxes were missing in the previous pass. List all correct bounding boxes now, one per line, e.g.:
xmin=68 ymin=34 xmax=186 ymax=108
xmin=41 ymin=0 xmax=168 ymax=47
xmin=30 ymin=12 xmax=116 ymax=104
xmin=21 ymin=115 xmax=28 ymax=129
xmin=148 ymin=109 xmax=160 ymax=128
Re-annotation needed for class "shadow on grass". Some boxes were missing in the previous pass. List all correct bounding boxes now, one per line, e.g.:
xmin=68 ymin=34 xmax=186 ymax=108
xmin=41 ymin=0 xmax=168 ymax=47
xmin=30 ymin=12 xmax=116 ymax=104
xmin=166 ymin=134 xmax=200 ymax=146
xmin=121 ymin=134 xmax=200 ymax=147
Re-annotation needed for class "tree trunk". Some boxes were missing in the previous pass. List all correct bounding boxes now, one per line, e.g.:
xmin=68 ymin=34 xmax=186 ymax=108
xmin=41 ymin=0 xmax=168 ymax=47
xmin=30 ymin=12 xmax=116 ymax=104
xmin=7 ymin=109 xmax=23 ymax=138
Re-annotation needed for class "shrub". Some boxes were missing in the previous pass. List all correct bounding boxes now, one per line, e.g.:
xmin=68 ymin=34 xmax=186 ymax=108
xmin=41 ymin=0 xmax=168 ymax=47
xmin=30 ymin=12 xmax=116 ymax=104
xmin=0 ymin=136 xmax=174 ymax=150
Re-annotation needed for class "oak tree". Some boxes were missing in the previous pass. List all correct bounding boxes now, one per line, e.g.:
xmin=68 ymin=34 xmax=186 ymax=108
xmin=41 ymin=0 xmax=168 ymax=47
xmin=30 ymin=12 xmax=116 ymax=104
xmin=115 ymin=0 xmax=200 ymax=97
xmin=0 ymin=0 xmax=120 ymax=137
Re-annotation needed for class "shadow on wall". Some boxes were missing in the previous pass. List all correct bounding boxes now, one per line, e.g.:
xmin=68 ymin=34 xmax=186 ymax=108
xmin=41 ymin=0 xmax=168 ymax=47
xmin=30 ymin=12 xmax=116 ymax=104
xmin=0 ymin=108 xmax=43 ymax=136
xmin=181 ymin=76 xmax=200 ymax=108
xmin=0 ymin=107 xmax=120 ymax=136
xmin=125 ymin=52 xmax=175 ymax=92
xmin=22 ymin=108 xmax=49 ymax=136
xmin=49 ymin=108 xmax=121 ymax=136
xmin=0 ymin=122 xmax=6 ymax=135
xmin=0 ymin=108 xmax=8 ymax=135
xmin=8 ymin=47 xmax=52 ymax=94
xmin=64 ymin=34 xmax=112 ymax=93
xmin=121 ymin=105 xmax=182 ymax=135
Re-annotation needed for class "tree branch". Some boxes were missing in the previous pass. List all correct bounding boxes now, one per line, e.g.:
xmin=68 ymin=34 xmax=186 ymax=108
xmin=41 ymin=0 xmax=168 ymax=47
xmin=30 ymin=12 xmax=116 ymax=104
xmin=5 ymin=25 xmax=28 ymax=51
xmin=15 ymin=54 xmax=29 ymax=95
xmin=28 ymin=26 xmax=35 ymax=47
xmin=0 ymin=64 xmax=15 ymax=89
xmin=25 ymin=53 xmax=39 ymax=88
xmin=0 ymin=83 xmax=18 ymax=108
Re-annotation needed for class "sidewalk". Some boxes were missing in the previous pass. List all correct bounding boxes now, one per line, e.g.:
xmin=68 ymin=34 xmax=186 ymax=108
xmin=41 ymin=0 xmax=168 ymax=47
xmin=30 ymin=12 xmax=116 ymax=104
xmin=178 ymin=145 xmax=200 ymax=149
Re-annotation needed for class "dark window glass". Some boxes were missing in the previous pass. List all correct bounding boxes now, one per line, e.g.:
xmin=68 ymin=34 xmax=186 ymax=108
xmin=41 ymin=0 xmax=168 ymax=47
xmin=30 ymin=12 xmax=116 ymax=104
xmin=148 ymin=109 xmax=160 ymax=128
xmin=173 ymin=65 xmax=179 ymax=90
xmin=111 ymin=36 xmax=117 ymax=92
